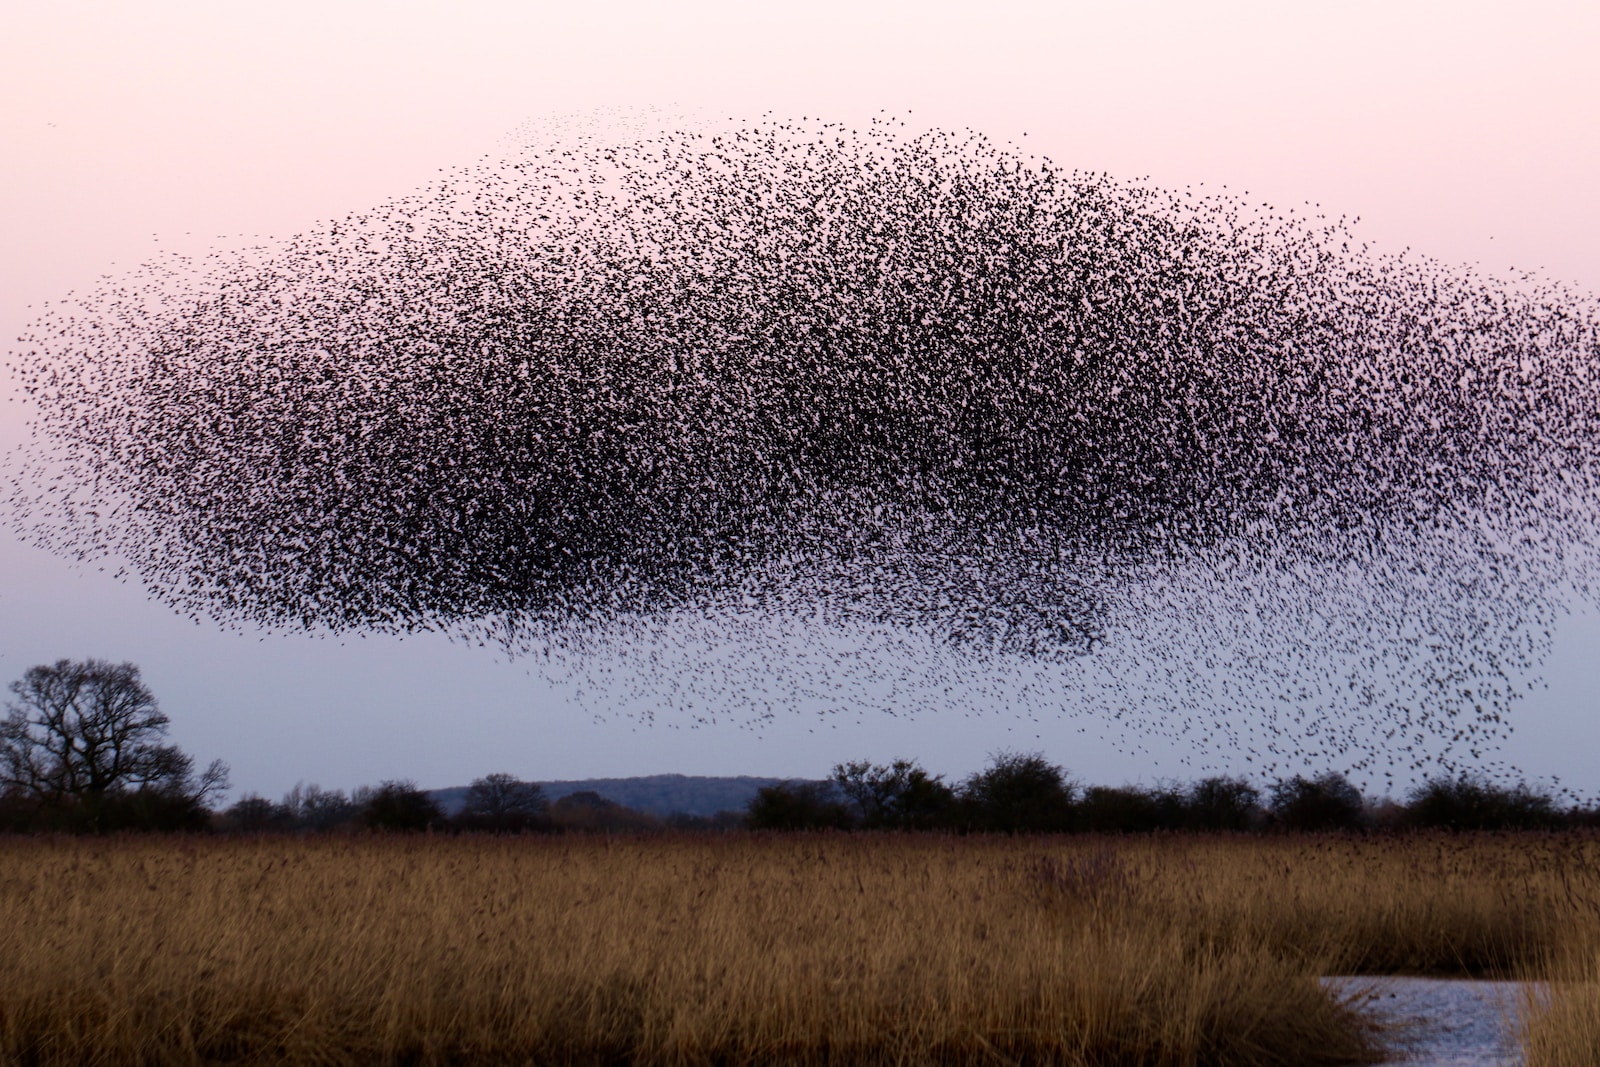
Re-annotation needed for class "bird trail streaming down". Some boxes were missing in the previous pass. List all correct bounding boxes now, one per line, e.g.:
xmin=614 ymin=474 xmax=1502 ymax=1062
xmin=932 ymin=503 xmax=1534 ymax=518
xmin=7 ymin=114 xmax=1598 ymax=780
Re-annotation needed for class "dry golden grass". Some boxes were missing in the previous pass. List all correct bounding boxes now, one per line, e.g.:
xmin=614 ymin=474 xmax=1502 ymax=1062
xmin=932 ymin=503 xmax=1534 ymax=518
xmin=0 ymin=832 xmax=1594 ymax=1066
xmin=1522 ymin=973 xmax=1600 ymax=1067
xmin=1518 ymin=869 xmax=1600 ymax=1067
xmin=1139 ymin=833 xmax=1591 ymax=976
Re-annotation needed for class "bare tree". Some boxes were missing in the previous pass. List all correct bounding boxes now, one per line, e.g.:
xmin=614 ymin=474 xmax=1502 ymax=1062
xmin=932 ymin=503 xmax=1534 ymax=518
xmin=457 ymin=773 xmax=548 ymax=832
xmin=281 ymin=783 xmax=360 ymax=832
xmin=1 ymin=659 xmax=228 ymax=831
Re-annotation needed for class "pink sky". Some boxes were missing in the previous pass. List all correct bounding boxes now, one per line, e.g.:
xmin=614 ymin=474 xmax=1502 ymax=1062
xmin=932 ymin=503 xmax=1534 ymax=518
xmin=5 ymin=1 xmax=1593 ymax=304
xmin=2 ymin=0 xmax=1597 ymax=798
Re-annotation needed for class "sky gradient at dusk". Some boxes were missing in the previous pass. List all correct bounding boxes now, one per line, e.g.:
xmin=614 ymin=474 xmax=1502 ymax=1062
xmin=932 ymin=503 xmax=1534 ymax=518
xmin=2 ymin=0 xmax=1597 ymax=800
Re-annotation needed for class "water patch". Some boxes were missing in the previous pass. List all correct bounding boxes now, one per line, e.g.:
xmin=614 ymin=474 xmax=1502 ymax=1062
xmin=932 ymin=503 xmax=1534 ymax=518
xmin=1324 ymin=976 xmax=1543 ymax=1066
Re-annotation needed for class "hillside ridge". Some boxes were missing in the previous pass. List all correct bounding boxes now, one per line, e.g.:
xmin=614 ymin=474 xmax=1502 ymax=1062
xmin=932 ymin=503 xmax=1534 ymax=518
xmin=430 ymin=773 xmax=820 ymax=818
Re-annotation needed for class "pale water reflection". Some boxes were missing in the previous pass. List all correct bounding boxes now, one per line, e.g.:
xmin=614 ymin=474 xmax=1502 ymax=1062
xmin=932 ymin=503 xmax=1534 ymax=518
xmin=1323 ymin=977 xmax=1543 ymax=1066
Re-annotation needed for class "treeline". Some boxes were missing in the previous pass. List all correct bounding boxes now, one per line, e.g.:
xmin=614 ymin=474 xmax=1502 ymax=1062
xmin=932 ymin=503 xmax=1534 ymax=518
xmin=205 ymin=754 xmax=1593 ymax=836
xmin=8 ymin=659 xmax=1590 ymax=836
xmin=432 ymin=775 xmax=790 ymax=819
xmin=6 ymin=756 xmax=1594 ymax=837
xmin=215 ymin=775 xmax=674 ymax=834
xmin=212 ymin=774 xmax=752 ymax=834
xmin=748 ymin=754 xmax=1589 ymax=833
xmin=0 ymin=783 xmax=222 ymax=834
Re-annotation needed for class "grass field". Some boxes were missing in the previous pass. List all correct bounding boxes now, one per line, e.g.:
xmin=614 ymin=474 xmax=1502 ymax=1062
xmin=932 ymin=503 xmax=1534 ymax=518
xmin=1 ymin=832 xmax=1597 ymax=1066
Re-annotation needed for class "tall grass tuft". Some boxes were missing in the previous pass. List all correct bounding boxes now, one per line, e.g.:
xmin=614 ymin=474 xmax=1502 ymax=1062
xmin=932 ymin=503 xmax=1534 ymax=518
xmin=1516 ymin=843 xmax=1600 ymax=1066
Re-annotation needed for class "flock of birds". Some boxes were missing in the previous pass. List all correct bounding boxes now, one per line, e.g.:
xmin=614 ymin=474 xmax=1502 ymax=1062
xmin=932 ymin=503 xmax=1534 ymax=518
xmin=7 ymin=113 xmax=1598 ymax=781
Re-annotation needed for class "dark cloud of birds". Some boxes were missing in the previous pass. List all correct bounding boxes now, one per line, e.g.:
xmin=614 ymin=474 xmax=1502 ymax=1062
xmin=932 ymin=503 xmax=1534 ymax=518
xmin=7 ymin=114 xmax=1598 ymax=781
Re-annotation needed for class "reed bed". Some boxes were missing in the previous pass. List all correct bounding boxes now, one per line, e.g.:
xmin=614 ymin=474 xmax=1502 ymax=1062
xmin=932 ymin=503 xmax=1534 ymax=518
xmin=0 ymin=833 xmax=1594 ymax=1066
xmin=1518 ymin=864 xmax=1600 ymax=1067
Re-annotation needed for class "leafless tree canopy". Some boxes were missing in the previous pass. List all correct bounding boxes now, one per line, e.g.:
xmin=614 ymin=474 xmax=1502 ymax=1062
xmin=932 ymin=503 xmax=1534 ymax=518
xmin=461 ymin=773 xmax=548 ymax=820
xmin=1 ymin=659 xmax=228 ymax=828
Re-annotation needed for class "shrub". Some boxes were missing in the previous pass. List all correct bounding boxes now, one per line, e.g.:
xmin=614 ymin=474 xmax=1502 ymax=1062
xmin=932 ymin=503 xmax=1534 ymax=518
xmin=1186 ymin=776 xmax=1262 ymax=831
xmin=961 ymin=752 xmax=1076 ymax=833
xmin=1078 ymin=786 xmax=1165 ymax=833
xmin=223 ymin=794 xmax=294 ymax=833
xmin=548 ymin=791 xmax=660 ymax=833
xmin=361 ymin=780 xmax=444 ymax=832
xmin=831 ymin=759 xmax=956 ymax=830
xmin=281 ymin=783 xmax=361 ymax=832
xmin=1268 ymin=773 xmax=1366 ymax=832
xmin=746 ymin=781 xmax=853 ymax=830
xmin=1405 ymin=775 xmax=1561 ymax=831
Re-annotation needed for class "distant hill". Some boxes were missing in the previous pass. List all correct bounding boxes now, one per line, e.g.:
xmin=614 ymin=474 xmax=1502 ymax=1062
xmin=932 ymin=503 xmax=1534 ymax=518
xmin=431 ymin=774 xmax=819 ymax=818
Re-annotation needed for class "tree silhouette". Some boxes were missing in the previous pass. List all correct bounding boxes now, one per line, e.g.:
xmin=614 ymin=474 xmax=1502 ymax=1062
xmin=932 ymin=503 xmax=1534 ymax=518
xmin=1268 ymin=773 xmax=1365 ymax=832
xmin=456 ymin=772 xmax=548 ymax=832
xmin=0 ymin=659 xmax=227 ymax=831
xmin=961 ymin=752 xmax=1076 ymax=833
xmin=1186 ymin=777 xmax=1261 ymax=831
xmin=360 ymin=779 xmax=444 ymax=832
xmin=746 ymin=781 xmax=853 ymax=831
xmin=1405 ymin=775 xmax=1560 ymax=831
xmin=831 ymin=759 xmax=955 ymax=829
